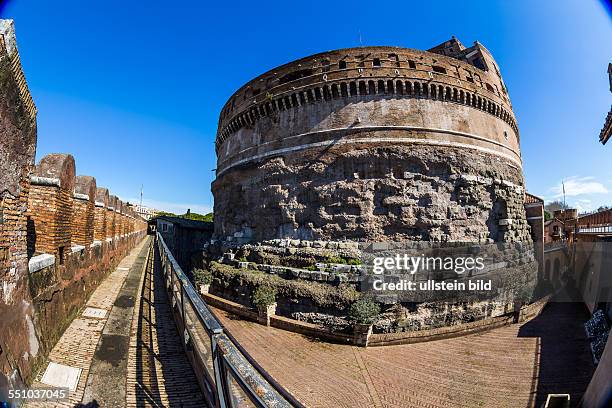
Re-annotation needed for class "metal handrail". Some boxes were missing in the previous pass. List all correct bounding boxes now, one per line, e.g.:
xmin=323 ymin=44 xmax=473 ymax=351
xmin=155 ymin=232 xmax=298 ymax=408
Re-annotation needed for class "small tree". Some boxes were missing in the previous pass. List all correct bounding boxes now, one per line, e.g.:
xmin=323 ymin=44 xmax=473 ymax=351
xmin=252 ymin=285 xmax=277 ymax=308
xmin=349 ymin=298 xmax=380 ymax=325
xmin=193 ymin=268 xmax=212 ymax=286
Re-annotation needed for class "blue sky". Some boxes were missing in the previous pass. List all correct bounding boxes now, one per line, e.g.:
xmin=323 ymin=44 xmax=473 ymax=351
xmin=1 ymin=0 xmax=611 ymax=214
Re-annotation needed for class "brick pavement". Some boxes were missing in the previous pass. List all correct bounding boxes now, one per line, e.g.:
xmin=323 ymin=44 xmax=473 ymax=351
xmin=26 ymin=238 xmax=149 ymax=408
xmin=125 ymin=244 xmax=205 ymax=408
xmin=212 ymin=301 xmax=595 ymax=408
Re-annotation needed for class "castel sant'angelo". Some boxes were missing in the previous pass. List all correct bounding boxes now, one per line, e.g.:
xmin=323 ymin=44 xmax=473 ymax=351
xmin=213 ymin=37 xmax=531 ymax=246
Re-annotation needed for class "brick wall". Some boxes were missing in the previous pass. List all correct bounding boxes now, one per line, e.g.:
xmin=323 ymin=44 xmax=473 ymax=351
xmin=94 ymin=187 xmax=108 ymax=241
xmin=71 ymin=176 xmax=96 ymax=246
xmin=0 ymin=19 xmax=150 ymax=393
xmin=0 ymin=18 xmax=39 ymax=392
xmin=107 ymin=195 xmax=117 ymax=239
xmin=27 ymin=154 xmax=75 ymax=261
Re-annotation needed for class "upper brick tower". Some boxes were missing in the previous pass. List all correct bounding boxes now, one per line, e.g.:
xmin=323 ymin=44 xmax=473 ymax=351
xmin=213 ymin=39 xmax=529 ymax=244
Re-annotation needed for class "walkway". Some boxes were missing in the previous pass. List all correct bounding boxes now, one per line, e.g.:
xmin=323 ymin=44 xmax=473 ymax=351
xmin=26 ymin=238 xmax=150 ymax=408
xmin=125 ymin=242 xmax=205 ymax=407
xmin=211 ymin=301 xmax=595 ymax=408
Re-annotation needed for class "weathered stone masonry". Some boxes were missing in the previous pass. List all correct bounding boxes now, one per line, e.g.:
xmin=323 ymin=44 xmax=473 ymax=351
xmin=0 ymin=19 xmax=148 ymax=394
xmin=213 ymin=38 xmax=532 ymax=244
xmin=0 ymin=18 xmax=38 ymax=395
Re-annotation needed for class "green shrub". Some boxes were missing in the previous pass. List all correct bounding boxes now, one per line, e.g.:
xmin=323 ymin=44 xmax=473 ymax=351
xmin=346 ymin=258 xmax=362 ymax=265
xmin=209 ymin=262 xmax=359 ymax=310
xmin=237 ymin=256 xmax=248 ymax=263
xmin=193 ymin=268 xmax=212 ymax=285
xmin=252 ymin=285 xmax=277 ymax=308
xmin=326 ymin=256 xmax=346 ymax=264
xmin=349 ymin=298 xmax=380 ymax=325
xmin=305 ymin=265 xmax=317 ymax=271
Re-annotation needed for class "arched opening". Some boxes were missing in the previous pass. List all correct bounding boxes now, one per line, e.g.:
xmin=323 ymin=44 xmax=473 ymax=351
xmin=545 ymin=259 xmax=551 ymax=280
xmin=349 ymin=82 xmax=358 ymax=96
xmin=368 ymin=80 xmax=376 ymax=95
xmin=331 ymin=83 xmax=339 ymax=98
xmin=387 ymin=80 xmax=394 ymax=94
xmin=314 ymin=88 xmax=322 ymax=101
xmin=291 ymin=93 xmax=298 ymax=107
xmin=307 ymin=89 xmax=314 ymax=103
xmin=396 ymin=80 xmax=403 ymax=95
xmin=377 ymin=80 xmax=385 ymax=94
xmin=323 ymin=85 xmax=331 ymax=101
xmin=340 ymin=82 xmax=348 ymax=97
xmin=359 ymin=81 xmax=367 ymax=95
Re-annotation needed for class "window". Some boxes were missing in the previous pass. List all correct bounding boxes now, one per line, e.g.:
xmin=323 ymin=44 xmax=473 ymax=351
xmin=59 ymin=246 xmax=65 ymax=265
xmin=432 ymin=65 xmax=447 ymax=74
xmin=485 ymin=83 xmax=495 ymax=92
xmin=388 ymin=53 xmax=400 ymax=67
xmin=279 ymin=68 xmax=314 ymax=84
xmin=372 ymin=58 xmax=381 ymax=67
xmin=408 ymin=60 xmax=416 ymax=69
xmin=339 ymin=60 xmax=347 ymax=69
xmin=465 ymin=76 xmax=474 ymax=83
xmin=321 ymin=59 xmax=330 ymax=72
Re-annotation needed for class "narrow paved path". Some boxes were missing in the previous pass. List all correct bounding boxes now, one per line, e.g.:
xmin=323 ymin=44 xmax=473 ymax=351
xmin=125 ymin=243 xmax=205 ymax=408
xmin=26 ymin=238 xmax=149 ymax=408
xmin=212 ymin=300 xmax=595 ymax=408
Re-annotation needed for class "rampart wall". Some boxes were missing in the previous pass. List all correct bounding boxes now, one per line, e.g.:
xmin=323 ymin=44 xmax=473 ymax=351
xmin=0 ymin=20 xmax=147 ymax=394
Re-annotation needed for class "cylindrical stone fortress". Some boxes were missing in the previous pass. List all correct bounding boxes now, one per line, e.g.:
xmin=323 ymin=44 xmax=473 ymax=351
xmin=213 ymin=38 xmax=531 ymax=244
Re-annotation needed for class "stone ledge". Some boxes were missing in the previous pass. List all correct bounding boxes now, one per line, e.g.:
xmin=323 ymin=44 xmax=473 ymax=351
xmin=71 ymin=245 xmax=85 ymax=254
xmin=29 ymin=253 xmax=55 ymax=273
xmin=30 ymin=175 xmax=60 ymax=188
xmin=90 ymin=241 xmax=102 ymax=248
xmin=73 ymin=193 xmax=89 ymax=201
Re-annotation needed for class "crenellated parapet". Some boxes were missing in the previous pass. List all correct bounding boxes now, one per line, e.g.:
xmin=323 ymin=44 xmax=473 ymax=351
xmin=72 ymin=175 xmax=96 ymax=246
xmin=94 ymin=187 xmax=109 ymax=241
xmin=28 ymin=154 xmax=76 ymax=262
xmin=215 ymin=40 xmax=520 ymax=177
xmin=107 ymin=195 xmax=118 ymax=239
xmin=0 ymin=20 xmax=148 ymax=392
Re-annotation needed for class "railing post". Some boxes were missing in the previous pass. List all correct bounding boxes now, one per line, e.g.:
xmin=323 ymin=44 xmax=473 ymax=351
xmin=181 ymin=282 xmax=186 ymax=328
xmin=212 ymin=335 xmax=228 ymax=408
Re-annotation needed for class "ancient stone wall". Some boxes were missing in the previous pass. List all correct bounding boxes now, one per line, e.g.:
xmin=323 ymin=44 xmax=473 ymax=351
xmin=0 ymin=19 xmax=149 ymax=394
xmin=212 ymin=39 xmax=532 ymax=245
xmin=0 ymin=19 xmax=38 ymax=395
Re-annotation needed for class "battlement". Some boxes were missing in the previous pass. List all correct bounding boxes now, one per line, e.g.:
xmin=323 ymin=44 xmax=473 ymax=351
xmin=215 ymin=40 xmax=516 ymax=155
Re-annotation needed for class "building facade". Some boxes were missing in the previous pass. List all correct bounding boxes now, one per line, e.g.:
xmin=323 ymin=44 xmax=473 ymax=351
xmin=213 ymin=38 xmax=531 ymax=244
